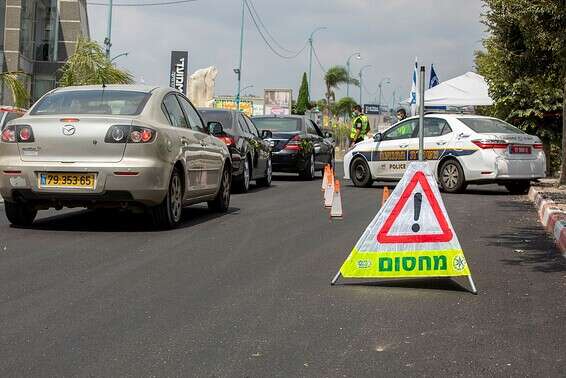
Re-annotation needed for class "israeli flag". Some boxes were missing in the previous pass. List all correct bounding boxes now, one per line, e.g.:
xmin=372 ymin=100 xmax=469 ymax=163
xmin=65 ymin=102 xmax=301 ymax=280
xmin=429 ymin=64 xmax=440 ymax=88
xmin=410 ymin=58 xmax=418 ymax=115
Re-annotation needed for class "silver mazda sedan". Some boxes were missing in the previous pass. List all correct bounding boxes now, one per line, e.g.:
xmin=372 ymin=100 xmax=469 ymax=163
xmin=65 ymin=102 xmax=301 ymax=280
xmin=0 ymin=85 xmax=232 ymax=229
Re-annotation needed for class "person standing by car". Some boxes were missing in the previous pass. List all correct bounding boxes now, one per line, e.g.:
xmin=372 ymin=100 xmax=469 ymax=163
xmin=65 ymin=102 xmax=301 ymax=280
xmin=349 ymin=105 xmax=370 ymax=147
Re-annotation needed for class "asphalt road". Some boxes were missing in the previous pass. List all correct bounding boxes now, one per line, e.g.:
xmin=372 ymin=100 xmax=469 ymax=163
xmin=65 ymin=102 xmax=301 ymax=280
xmin=1 ymin=168 xmax=565 ymax=377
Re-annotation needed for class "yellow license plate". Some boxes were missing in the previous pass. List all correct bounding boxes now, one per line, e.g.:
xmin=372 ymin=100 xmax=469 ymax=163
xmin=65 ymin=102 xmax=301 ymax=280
xmin=39 ymin=173 xmax=96 ymax=189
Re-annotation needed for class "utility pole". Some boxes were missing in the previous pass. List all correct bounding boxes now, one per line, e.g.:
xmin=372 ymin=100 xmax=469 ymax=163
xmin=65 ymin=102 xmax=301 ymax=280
xmin=236 ymin=0 xmax=245 ymax=111
xmin=418 ymin=66 xmax=426 ymax=161
xmin=308 ymin=27 xmax=326 ymax=100
xmin=104 ymin=0 xmax=113 ymax=59
xmin=346 ymin=52 xmax=361 ymax=98
xmin=377 ymin=77 xmax=391 ymax=110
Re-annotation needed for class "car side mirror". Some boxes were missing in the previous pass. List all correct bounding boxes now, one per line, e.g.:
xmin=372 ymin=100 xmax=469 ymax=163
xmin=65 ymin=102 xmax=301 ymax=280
xmin=261 ymin=130 xmax=273 ymax=139
xmin=207 ymin=121 xmax=223 ymax=136
xmin=374 ymin=132 xmax=383 ymax=142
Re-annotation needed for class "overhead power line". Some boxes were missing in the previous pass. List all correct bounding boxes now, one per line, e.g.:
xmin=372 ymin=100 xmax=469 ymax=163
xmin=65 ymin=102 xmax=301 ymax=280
xmin=244 ymin=0 xmax=307 ymax=60
xmin=246 ymin=0 xmax=299 ymax=54
xmin=87 ymin=0 xmax=198 ymax=6
xmin=312 ymin=44 xmax=326 ymax=73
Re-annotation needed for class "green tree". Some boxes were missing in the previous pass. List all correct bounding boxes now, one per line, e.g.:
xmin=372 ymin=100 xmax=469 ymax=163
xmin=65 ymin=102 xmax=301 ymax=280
xmin=332 ymin=97 xmax=358 ymax=118
xmin=295 ymin=72 xmax=309 ymax=115
xmin=323 ymin=66 xmax=359 ymax=106
xmin=476 ymin=0 xmax=565 ymax=177
xmin=0 ymin=72 xmax=29 ymax=108
xmin=59 ymin=38 xmax=134 ymax=87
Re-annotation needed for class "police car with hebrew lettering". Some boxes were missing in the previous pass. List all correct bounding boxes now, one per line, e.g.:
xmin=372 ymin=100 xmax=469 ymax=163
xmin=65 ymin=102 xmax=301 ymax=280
xmin=344 ymin=114 xmax=546 ymax=194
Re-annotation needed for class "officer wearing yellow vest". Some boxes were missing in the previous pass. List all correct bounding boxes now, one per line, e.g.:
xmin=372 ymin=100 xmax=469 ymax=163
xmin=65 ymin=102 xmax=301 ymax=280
xmin=349 ymin=105 xmax=370 ymax=147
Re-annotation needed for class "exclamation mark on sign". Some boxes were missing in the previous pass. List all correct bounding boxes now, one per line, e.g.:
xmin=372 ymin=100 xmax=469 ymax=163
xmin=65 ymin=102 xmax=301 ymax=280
xmin=412 ymin=193 xmax=422 ymax=232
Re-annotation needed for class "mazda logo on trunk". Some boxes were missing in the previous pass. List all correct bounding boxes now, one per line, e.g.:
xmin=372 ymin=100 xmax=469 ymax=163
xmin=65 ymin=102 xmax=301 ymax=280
xmin=62 ymin=125 xmax=76 ymax=136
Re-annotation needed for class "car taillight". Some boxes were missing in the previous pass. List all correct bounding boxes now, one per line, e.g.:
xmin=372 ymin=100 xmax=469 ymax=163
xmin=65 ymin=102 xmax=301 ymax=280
xmin=1 ymin=126 xmax=15 ymax=143
xmin=217 ymin=135 xmax=235 ymax=146
xmin=472 ymin=139 xmax=509 ymax=149
xmin=284 ymin=134 xmax=302 ymax=151
xmin=105 ymin=125 xmax=156 ymax=143
xmin=18 ymin=126 xmax=32 ymax=142
xmin=533 ymin=143 xmax=543 ymax=150
xmin=1 ymin=125 xmax=34 ymax=143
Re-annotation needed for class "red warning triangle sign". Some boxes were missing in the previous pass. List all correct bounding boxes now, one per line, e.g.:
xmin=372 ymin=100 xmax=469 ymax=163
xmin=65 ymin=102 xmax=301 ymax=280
xmin=377 ymin=171 xmax=453 ymax=244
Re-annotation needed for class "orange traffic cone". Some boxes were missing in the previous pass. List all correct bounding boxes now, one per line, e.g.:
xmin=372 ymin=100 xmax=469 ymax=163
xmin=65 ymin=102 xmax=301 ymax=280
xmin=324 ymin=176 xmax=335 ymax=208
xmin=381 ymin=186 xmax=390 ymax=207
xmin=321 ymin=165 xmax=330 ymax=191
xmin=330 ymin=179 xmax=343 ymax=219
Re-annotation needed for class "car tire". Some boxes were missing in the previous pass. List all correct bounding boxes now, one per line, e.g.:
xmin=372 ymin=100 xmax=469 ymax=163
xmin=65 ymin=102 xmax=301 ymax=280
xmin=256 ymin=155 xmax=272 ymax=187
xmin=439 ymin=159 xmax=467 ymax=193
xmin=504 ymin=180 xmax=531 ymax=195
xmin=5 ymin=201 xmax=37 ymax=227
xmin=208 ymin=164 xmax=231 ymax=212
xmin=234 ymin=156 xmax=251 ymax=193
xmin=299 ymin=154 xmax=315 ymax=180
xmin=151 ymin=167 xmax=184 ymax=229
xmin=350 ymin=157 xmax=373 ymax=187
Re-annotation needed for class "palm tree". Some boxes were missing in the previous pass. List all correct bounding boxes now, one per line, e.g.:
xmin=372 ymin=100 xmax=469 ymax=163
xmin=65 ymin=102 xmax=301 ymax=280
xmin=0 ymin=72 xmax=29 ymax=108
xmin=59 ymin=38 xmax=133 ymax=87
xmin=323 ymin=65 xmax=359 ymax=106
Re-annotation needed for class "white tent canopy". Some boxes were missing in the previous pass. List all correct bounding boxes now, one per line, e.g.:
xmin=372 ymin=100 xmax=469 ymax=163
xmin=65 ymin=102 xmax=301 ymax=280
xmin=404 ymin=72 xmax=493 ymax=107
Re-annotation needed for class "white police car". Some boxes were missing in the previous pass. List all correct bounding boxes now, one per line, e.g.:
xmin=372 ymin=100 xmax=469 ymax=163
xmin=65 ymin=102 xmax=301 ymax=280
xmin=344 ymin=114 xmax=546 ymax=194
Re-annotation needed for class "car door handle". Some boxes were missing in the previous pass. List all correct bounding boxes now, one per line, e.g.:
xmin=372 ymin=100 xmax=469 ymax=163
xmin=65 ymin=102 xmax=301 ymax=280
xmin=399 ymin=144 xmax=409 ymax=148
xmin=200 ymin=140 xmax=207 ymax=147
xmin=436 ymin=141 xmax=448 ymax=146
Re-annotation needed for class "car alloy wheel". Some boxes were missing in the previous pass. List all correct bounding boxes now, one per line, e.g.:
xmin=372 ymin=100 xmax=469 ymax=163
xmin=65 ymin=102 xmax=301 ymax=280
xmin=266 ymin=157 xmax=272 ymax=184
xmin=169 ymin=173 xmax=183 ymax=223
xmin=221 ymin=168 xmax=231 ymax=207
xmin=441 ymin=163 xmax=459 ymax=190
xmin=350 ymin=158 xmax=373 ymax=187
xmin=310 ymin=154 xmax=315 ymax=177
xmin=244 ymin=158 xmax=250 ymax=190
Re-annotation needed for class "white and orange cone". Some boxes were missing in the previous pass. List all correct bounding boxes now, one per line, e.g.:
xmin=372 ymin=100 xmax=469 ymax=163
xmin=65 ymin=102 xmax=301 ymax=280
xmin=321 ymin=164 xmax=330 ymax=191
xmin=330 ymin=179 xmax=343 ymax=219
xmin=324 ymin=175 xmax=335 ymax=208
xmin=381 ymin=186 xmax=390 ymax=207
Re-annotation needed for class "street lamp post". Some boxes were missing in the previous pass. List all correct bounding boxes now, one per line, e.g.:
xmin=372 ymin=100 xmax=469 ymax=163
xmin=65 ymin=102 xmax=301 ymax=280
xmin=110 ymin=52 xmax=128 ymax=64
xmin=358 ymin=65 xmax=372 ymax=106
xmin=346 ymin=52 xmax=361 ymax=98
xmin=377 ymin=77 xmax=391 ymax=110
xmin=236 ymin=0 xmax=245 ymax=111
xmin=308 ymin=27 xmax=327 ymax=100
xmin=104 ymin=0 xmax=113 ymax=59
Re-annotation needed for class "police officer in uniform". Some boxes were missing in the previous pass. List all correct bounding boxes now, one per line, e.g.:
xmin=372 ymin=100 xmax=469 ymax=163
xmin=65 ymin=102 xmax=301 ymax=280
xmin=349 ymin=105 xmax=370 ymax=147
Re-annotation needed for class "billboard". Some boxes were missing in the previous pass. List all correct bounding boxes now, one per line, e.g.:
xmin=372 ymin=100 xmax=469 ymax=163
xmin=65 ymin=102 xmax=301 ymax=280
xmin=264 ymin=89 xmax=292 ymax=116
xmin=169 ymin=51 xmax=188 ymax=95
xmin=213 ymin=99 xmax=253 ymax=117
xmin=363 ymin=104 xmax=381 ymax=115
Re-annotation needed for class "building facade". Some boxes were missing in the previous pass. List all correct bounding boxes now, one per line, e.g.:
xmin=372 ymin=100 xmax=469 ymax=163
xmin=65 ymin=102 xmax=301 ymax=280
xmin=1 ymin=0 xmax=89 ymax=106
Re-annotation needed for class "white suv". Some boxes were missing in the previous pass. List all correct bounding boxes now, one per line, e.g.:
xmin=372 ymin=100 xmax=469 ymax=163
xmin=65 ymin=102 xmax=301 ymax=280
xmin=344 ymin=114 xmax=545 ymax=194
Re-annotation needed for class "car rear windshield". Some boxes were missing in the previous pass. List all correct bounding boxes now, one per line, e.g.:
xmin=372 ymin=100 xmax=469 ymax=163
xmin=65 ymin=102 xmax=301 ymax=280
xmin=252 ymin=118 xmax=301 ymax=132
xmin=31 ymin=90 xmax=150 ymax=116
xmin=199 ymin=110 xmax=233 ymax=130
xmin=458 ymin=118 xmax=524 ymax=134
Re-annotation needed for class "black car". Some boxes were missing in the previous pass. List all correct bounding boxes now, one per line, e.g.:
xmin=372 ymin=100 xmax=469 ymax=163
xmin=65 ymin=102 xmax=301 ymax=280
xmin=252 ymin=115 xmax=334 ymax=180
xmin=199 ymin=109 xmax=272 ymax=192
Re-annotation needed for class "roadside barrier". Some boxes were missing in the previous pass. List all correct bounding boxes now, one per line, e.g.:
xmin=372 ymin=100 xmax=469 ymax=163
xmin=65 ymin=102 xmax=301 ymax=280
xmin=330 ymin=179 xmax=343 ymax=219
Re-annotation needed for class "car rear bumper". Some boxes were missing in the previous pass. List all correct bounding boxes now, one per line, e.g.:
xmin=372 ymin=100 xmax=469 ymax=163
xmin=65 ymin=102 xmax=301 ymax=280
xmin=464 ymin=155 xmax=546 ymax=182
xmin=0 ymin=158 xmax=171 ymax=207
xmin=271 ymin=150 xmax=306 ymax=173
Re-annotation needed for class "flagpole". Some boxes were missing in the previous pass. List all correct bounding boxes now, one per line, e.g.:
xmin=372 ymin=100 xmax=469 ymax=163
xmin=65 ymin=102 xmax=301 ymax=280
xmin=418 ymin=66 xmax=425 ymax=161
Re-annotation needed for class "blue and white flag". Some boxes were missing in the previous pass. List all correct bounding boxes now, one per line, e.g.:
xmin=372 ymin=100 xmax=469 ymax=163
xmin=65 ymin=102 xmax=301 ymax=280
xmin=410 ymin=58 xmax=418 ymax=115
xmin=429 ymin=64 xmax=440 ymax=88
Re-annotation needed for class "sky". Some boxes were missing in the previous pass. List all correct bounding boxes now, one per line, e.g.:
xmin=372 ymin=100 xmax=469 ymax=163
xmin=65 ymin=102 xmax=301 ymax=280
xmin=87 ymin=0 xmax=485 ymax=107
